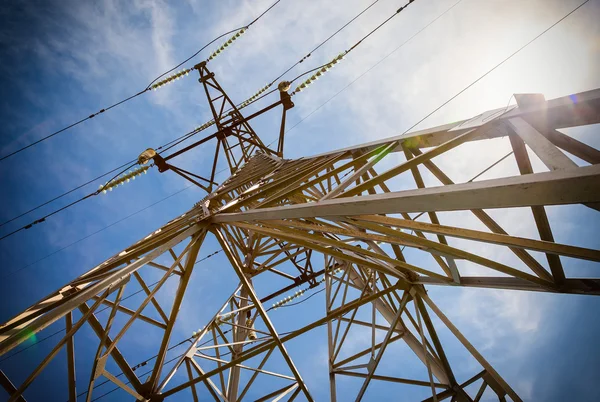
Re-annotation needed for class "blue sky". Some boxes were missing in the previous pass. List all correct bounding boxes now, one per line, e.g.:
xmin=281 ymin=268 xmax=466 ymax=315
xmin=0 ymin=0 xmax=599 ymax=400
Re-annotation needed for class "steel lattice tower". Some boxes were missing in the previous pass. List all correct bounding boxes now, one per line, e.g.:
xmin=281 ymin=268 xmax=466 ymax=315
xmin=1 ymin=63 xmax=599 ymax=402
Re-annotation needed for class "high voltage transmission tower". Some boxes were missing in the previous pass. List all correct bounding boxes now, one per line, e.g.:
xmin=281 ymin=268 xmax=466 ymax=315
xmin=2 ymin=54 xmax=600 ymax=402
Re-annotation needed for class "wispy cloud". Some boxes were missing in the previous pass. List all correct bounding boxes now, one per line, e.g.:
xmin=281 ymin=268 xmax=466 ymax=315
xmin=1 ymin=0 xmax=599 ymax=399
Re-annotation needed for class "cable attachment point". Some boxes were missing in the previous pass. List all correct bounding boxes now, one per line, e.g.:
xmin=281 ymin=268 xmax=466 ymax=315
xmin=138 ymin=148 xmax=157 ymax=165
xmin=279 ymin=82 xmax=294 ymax=110
xmin=278 ymin=81 xmax=291 ymax=92
xmin=138 ymin=147 xmax=168 ymax=172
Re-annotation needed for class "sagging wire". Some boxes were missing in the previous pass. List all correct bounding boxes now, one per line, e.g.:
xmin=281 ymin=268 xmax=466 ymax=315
xmin=1 ymin=185 xmax=196 ymax=280
xmin=263 ymin=0 xmax=465 ymax=148
xmin=399 ymin=0 xmax=590 ymax=136
xmin=0 ymin=159 xmax=137 ymax=229
xmin=81 ymin=0 xmax=404 ymax=167
xmin=0 ymin=1 xmax=284 ymax=163
xmin=290 ymin=0 xmax=418 ymax=97
xmin=0 ymin=160 xmax=143 ymax=242
xmin=230 ymin=0 xmax=382 ymax=113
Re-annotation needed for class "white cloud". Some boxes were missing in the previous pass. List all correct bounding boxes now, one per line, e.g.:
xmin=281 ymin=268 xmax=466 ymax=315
xmin=2 ymin=0 xmax=599 ymax=399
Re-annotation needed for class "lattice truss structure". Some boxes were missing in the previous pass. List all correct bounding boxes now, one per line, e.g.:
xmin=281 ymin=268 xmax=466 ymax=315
xmin=1 ymin=65 xmax=599 ymax=402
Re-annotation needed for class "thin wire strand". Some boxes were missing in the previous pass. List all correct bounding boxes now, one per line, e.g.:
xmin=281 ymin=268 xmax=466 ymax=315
xmin=248 ymin=0 xmax=282 ymax=26
xmin=0 ymin=0 xmax=379 ymax=225
xmin=0 ymin=131 xmax=207 ymax=231
xmin=0 ymin=161 xmax=228 ymax=244
xmin=467 ymin=151 xmax=514 ymax=183
xmin=0 ymin=159 xmax=136 ymax=229
xmin=346 ymin=0 xmax=413 ymax=53
xmin=287 ymin=0 xmax=420 ymax=99
xmin=0 ymin=108 xmax=238 ymax=234
xmin=0 ymin=161 xmax=138 ymax=242
xmin=216 ymin=0 xmax=383 ymax=120
xmin=0 ymin=193 xmax=94 ymax=242
xmin=6 ymin=271 xmax=329 ymax=400
xmin=272 ymin=0 xmax=587 ymax=151
xmin=399 ymin=0 xmax=589 ymax=136
xmin=90 ymin=321 xmax=331 ymax=401
xmin=482 ymin=94 xmax=516 ymax=123
xmin=88 ymin=350 xmax=189 ymax=401
xmin=268 ymin=0 xmax=381 ymax=85
xmin=0 ymin=247 xmax=225 ymax=364
xmin=0 ymin=91 xmax=147 ymax=163
xmin=147 ymin=27 xmax=243 ymax=88
xmin=0 ymin=327 xmax=66 ymax=364
xmin=266 ymin=0 xmax=464 ymax=147
xmin=0 ymin=1 xmax=285 ymax=164
xmin=0 ymin=185 xmax=194 ymax=279
xmin=287 ymin=62 xmax=333 ymax=85
xmin=215 ymin=60 xmax=332 ymax=125
xmin=399 ymin=150 xmax=517 ymax=250
xmin=0 ymin=130 xmax=233 ymax=241
xmin=1 ymin=164 xmax=230 ymax=276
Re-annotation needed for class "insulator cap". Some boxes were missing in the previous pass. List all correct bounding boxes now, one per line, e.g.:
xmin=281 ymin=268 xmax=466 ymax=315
xmin=278 ymin=81 xmax=291 ymax=92
xmin=138 ymin=148 xmax=157 ymax=165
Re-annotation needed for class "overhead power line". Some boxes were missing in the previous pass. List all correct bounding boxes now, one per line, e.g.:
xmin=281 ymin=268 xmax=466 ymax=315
xmin=0 ymin=50 xmax=330 ymax=242
xmin=268 ymin=0 xmax=460 ymax=146
xmin=4 ymin=0 xmax=584 ymax=243
xmin=159 ymin=0 xmax=418 ymax=157
xmin=238 ymin=0 xmax=418 ymax=108
xmin=0 ymin=0 xmax=284 ymax=163
xmin=269 ymin=0 xmax=382 ymax=86
xmin=0 ymin=5 xmax=383 ymax=239
xmin=0 ymin=112 xmax=243 ymax=241
xmin=0 ymin=0 xmax=381 ymax=234
xmin=0 ymin=92 xmax=147 ymax=163
xmin=0 ymin=159 xmax=136 ymax=229
xmin=0 ymin=129 xmax=201 ymax=230
xmin=1 ymin=185 xmax=192 ymax=279
xmin=0 ymin=161 xmax=137 ymax=242
xmin=0 ymin=247 xmax=226 ymax=364
xmin=0 ymin=119 xmax=243 ymax=242
xmin=286 ymin=0 xmax=419 ymax=96
xmin=88 ymin=319 xmax=331 ymax=402
xmin=90 ymin=315 xmax=335 ymax=401
xmin=400 ymin=0 xmax=590 ymax=135
xmin=171 ymin=0 xmax=386 ymax=148
xmin=271 ymin=0 xmax=588 ymax=147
